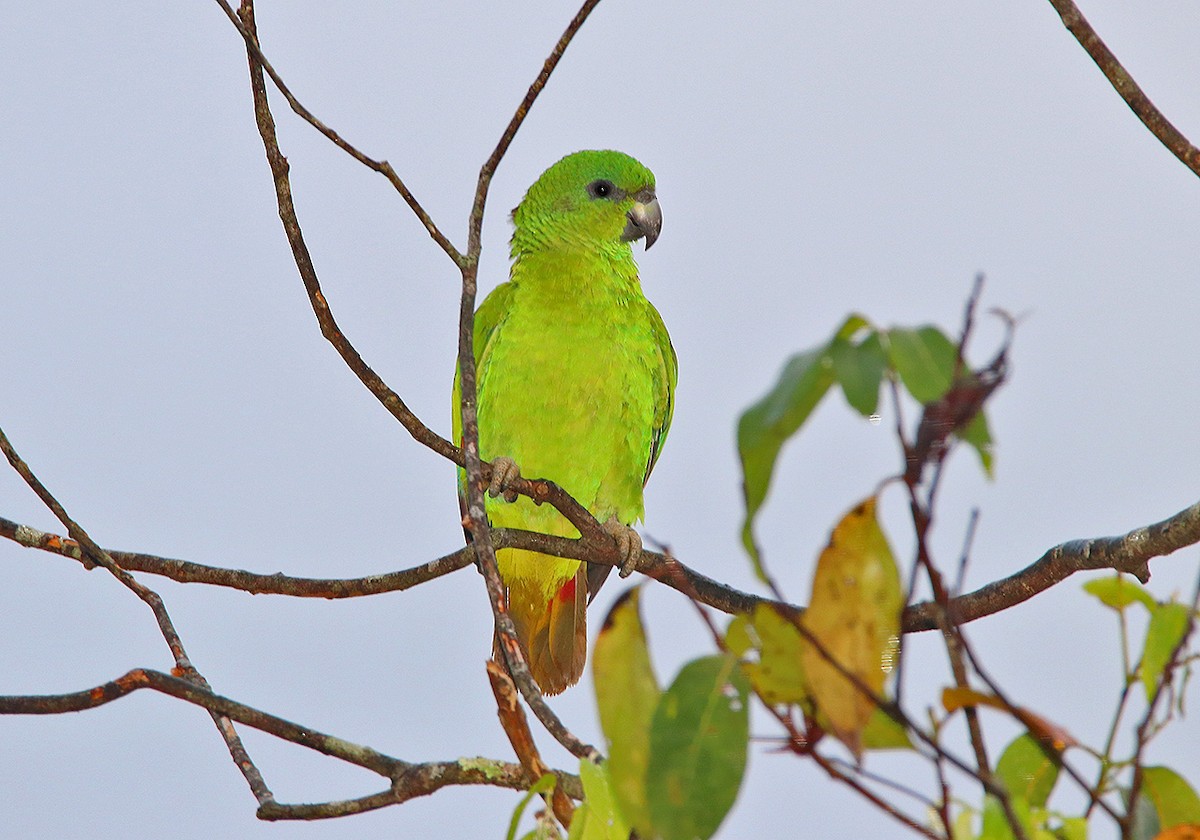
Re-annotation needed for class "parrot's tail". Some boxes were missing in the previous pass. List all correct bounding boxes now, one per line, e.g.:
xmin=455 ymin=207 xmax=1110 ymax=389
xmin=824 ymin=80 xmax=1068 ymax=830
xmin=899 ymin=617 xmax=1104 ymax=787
xmin=502 ymin=559 xmax=588 ymax=695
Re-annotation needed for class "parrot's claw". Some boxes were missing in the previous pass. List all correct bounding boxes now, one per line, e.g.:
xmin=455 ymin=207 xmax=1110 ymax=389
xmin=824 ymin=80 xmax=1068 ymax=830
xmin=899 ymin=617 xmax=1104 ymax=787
xmin=603 ymin=516 xmax=643 ymax=578
xmin=487 ymin=457 xmax=521 ymax=503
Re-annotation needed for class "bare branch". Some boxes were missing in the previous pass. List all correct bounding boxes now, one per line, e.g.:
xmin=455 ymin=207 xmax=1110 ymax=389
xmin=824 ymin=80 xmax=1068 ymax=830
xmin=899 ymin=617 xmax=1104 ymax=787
xmin=8 ymin=496 xmax=1199 ymax=636
xmin=904 ymin=497 xmax=1200 ymax=632
xmin=0 ymin=668 xmax=581 ymax=821
xmin=212 ymin=0 xmax=461 ymax=260
xmin=0 ymin=425 xmax=273 ymax=807
xmin=1047 ymin=0 xmax=1200 ymax=178
xmin=233 ymin=0 xmax=460 ymax=467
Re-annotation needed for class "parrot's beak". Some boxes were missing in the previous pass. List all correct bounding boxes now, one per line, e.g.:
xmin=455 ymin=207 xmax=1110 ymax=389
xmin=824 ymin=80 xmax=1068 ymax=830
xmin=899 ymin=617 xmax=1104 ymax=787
xmin=622 ymin=192 xmax=662 ymax=249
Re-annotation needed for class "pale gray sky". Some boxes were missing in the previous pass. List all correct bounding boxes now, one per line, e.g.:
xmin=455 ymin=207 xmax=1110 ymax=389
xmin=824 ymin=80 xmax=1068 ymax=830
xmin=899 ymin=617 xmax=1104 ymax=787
xmin=3 ymin=2 xmax=1198 ymax=838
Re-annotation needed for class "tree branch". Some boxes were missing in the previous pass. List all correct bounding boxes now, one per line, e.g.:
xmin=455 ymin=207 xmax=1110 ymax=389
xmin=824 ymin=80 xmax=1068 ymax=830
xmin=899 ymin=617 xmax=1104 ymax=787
xmin=233 ymin=0 xmax=461 ymax=467
xmin=454 ymin=0 xmax=604 ymax=761
xmin=0 ymin=668 xmax=581 ymax=821
xmin=1047 ymin=0 xmax=1200 ymax=177
xmin=8 ymin=495 xmax=1199 ymax=635
xmin=903 ymin=497 xmax=1200 ymax=631
xmin=0 ymin=425 xmax=273 ymax=808
xmin=212 ymin=0 xmax=461 ymax=261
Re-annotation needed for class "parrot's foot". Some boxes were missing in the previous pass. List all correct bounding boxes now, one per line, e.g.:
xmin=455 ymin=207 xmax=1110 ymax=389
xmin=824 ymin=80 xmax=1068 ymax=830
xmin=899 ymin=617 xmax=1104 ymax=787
xmin=487 ymin=456 xmax=521 ymax=503
xmin=603 ymin=516 xmax=643 ymax=578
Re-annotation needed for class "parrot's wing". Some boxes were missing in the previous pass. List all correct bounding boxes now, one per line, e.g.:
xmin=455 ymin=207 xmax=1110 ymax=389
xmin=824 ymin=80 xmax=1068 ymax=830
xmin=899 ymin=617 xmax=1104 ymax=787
xmin=643 ymin=302 xmax=678 ymax=487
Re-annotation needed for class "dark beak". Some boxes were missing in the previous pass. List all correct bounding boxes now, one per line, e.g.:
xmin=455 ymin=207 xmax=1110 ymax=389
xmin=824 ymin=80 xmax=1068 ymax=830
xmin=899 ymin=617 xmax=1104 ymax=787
xmin=622 ymin=193 xmax=662 ymax=249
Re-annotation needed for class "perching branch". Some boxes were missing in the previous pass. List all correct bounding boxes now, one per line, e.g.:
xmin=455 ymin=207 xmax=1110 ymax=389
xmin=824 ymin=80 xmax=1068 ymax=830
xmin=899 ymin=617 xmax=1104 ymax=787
xmin=1047 ymin=0 xmax=1200 ymax=178
xmin=6 ymin=495 xmax=1199 ymax=634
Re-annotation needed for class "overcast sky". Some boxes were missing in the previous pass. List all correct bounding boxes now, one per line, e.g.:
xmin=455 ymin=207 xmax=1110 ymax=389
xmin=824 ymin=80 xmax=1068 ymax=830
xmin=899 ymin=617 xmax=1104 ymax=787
xmin=3 ymin=2 xmax=1198 ymax=838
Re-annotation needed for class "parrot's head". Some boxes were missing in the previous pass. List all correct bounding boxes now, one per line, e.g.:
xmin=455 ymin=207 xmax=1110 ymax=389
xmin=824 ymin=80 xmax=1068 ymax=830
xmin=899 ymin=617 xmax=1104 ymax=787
xmin=511 ymin=150 xmax=661 ymax=256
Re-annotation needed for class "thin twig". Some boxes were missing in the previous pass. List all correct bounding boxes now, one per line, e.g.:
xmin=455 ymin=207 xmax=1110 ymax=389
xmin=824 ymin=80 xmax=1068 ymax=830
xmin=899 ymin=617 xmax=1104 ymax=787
xmin=212 ymin=0 xmax=461 ymax=261
xmin=1047 ymin=0 xmax=1200 ymax=178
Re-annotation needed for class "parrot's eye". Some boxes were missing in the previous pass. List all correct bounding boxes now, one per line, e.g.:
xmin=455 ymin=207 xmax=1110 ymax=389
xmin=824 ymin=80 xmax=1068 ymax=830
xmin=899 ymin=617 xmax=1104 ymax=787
xmin=587 ymin=179 xmax=616 ymax=199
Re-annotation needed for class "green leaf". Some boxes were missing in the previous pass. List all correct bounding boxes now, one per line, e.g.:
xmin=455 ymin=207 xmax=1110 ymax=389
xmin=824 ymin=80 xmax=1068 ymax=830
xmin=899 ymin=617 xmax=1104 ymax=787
xmin=956 ymin=409 xmax=995 ymax=478
xmin=1083 ymin=575 xmax=1157 ymax=612
xmin=979 ymin=794 xmax=1034 ymax=840
xmin=576 ymin=759 xmax=631 ymax=840
xmin=883 ymin=325 xmax=958 ymax=404
xmin=737 ymin=315 xmax=869 ymax=576
xmin=592 ymin=588 xmax=660 ymax=834
xmin=507 ymin=774 xmax=557 ymax=840
xmin=800 ymin=496 xmax=903 ymax=757
xmin=725 ymin=614 xmax=754 ymax=657
xmin=1141 ymin=603 xmax=1191 ymax=701
xmin=1056 ymin=816 xmax=1088 ymax=840
xmin=831 ymin=329 xmax=886 ymax=416
xmin=1142 ymin=766 xmax=1200 ymax=829
xmin=565 ymin=802 xmax=590 ymax=840
xmin=740 ymin=604 xmax=810 ymax=708
xmin=646 ymin=655 xmax=749 ymax=840
xmin=737 ymin=347 xmax=836 ymax=574
xmin=996 ymin=733 xmax=1060 ymax=808
xmin=860 ymin=705 xmax=913 ymax=750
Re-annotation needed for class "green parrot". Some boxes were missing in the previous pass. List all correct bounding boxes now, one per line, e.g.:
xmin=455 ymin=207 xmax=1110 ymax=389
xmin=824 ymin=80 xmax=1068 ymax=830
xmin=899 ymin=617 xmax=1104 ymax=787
xmin=453 ymin=150 xmax=676 ymax=695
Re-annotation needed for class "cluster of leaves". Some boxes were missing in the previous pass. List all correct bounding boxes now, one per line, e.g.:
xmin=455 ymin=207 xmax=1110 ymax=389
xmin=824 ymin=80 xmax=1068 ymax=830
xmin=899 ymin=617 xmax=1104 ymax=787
xmin=736 ymin=314 xmax=996 ymax=575
xmin=939 ymin=571 xmax=1200 ymax=840
xmin=528 ymin=310 xmax=1200 ymax=840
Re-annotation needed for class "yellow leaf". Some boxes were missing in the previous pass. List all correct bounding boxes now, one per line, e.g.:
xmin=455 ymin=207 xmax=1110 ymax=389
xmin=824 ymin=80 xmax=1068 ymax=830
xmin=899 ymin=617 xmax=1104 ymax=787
xmin=800 ymin=496 xmax=902 ymax=756
xmin=941 ymin=687 xmax=1007 ymax=714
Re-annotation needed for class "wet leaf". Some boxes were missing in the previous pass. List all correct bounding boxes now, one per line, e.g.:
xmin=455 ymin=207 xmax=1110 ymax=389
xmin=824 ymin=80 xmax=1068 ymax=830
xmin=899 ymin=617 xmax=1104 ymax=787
xmin=646 ymin=655 xmax=749 ymax=840
xmin=883 ymin=325 xmax=958 ymax=404
xmin=1142 ymin=603 xmax=1192 ymax=701
xmin=996 ymin=733 xmax=1060 ymax=808
xmin=800 ymin=497 xmax=902 ymax=756
xmin=592 ymin=588 xmax=659 ymax=833
xmin=1083 ymin=575 xmax=1156 ymax=612
xmin=737 ymin=315 xmax=869 ymax=576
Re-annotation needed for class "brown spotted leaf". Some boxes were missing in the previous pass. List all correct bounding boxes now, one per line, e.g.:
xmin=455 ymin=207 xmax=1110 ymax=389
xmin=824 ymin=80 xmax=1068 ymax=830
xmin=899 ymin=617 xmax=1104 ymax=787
xmin=800 ymin=496 xmax=902 ymax=756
